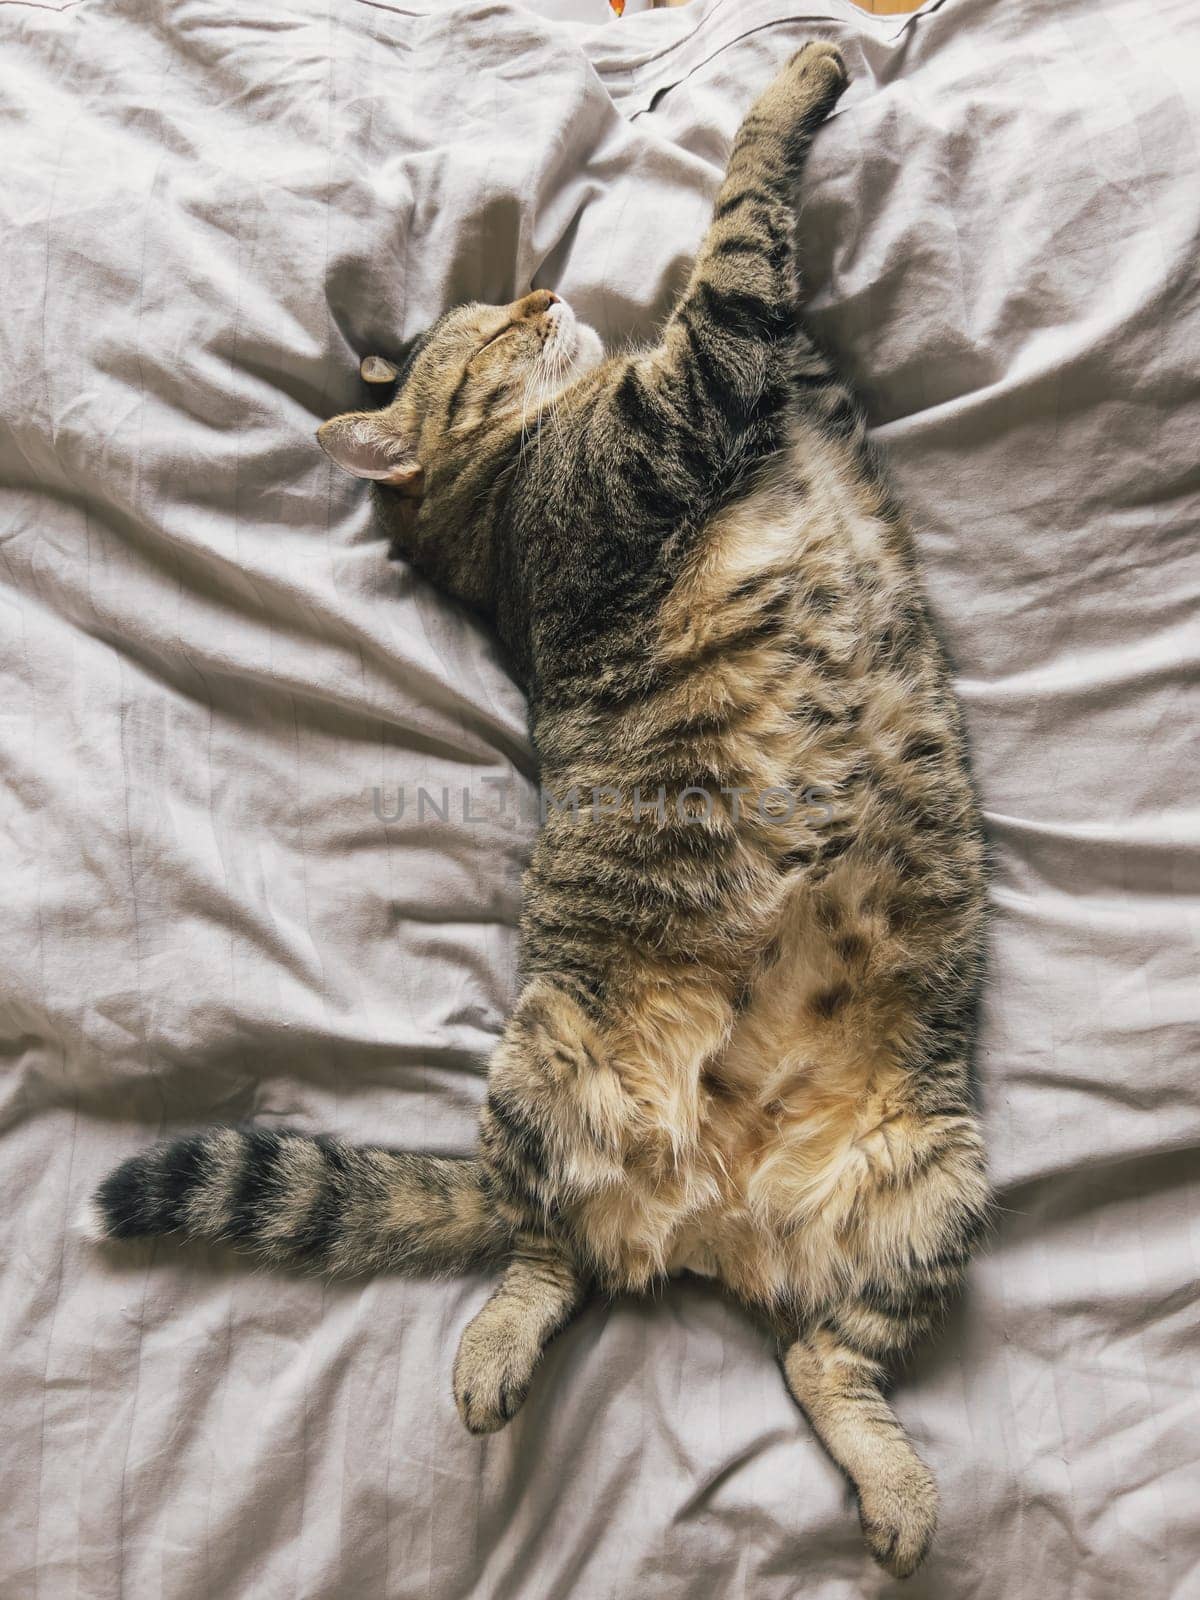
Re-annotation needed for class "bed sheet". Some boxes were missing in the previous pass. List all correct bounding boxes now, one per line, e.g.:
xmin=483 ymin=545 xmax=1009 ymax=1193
xmin=1 ymin=0 xmax=1197 ymax=1595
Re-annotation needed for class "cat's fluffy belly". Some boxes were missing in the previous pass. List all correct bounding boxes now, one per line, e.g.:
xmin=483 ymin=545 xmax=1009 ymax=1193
xmin=509 ymin=427 xmax=984 ymax=1307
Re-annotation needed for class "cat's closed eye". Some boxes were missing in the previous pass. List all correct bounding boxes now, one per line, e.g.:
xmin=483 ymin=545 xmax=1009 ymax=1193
xmin=475 ymin=324 xmax=516 ymax=357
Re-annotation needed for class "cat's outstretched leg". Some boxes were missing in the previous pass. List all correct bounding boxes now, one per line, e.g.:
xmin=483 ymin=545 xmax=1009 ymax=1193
xmin=680 ymin=39 xmax=848 ymax=319
xmin=453 ymin=1232 xmax=585 ymax=1435
xmin=781 ymin=1326 xmax=938 ymax=1579
xmin=593 ymin=43 xmax=850 ymax=524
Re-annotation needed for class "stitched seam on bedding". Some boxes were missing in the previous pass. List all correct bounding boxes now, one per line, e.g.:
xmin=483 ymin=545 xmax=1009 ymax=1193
xmin=614 ymin=0 xmax=949 ymax=119
xmin=340 ymin=0 xmax=949 ymax=123
xmin=603 ymin=0 xmax=940 ymax=79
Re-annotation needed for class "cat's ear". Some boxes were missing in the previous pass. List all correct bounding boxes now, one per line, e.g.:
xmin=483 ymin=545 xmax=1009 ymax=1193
xmin=360 ymin=355 xmax=400 ymax=385
xmin=316 ymin=411 xmax=424 ymax=493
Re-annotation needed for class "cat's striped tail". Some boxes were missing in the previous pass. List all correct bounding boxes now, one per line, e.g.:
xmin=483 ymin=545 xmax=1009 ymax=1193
xmin=84 ymin=1127 xmax=513 ymax=1276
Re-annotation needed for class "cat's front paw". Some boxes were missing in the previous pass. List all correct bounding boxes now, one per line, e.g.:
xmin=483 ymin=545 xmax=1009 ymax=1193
xmin=787 ymin=40 xmax=848 ymax=92
xmin=781 ymin=40 xmax=850 ymax=119
xmin=453 ymin=1316 xmax=540 ymax=1436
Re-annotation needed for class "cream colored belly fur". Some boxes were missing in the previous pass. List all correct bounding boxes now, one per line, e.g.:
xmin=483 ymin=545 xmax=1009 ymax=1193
xmin=565 ymin=871 xmax=926 ymax=1309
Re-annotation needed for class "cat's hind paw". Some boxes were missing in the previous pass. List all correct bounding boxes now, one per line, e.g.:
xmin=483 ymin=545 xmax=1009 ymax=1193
xmin=857 ymin=1459 xmax=939 ymax=1580
xmin=452 ymin=1314 xmax=540 ymax=1436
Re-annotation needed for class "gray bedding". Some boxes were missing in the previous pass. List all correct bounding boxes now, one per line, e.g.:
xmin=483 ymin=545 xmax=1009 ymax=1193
xmin=1 ymin=0 xmax=1197 ymax=1595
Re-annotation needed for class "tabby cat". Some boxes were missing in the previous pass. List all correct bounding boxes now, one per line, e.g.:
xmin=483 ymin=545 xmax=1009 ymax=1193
xmin=88 ymin=45 xmax=988 ymax=1579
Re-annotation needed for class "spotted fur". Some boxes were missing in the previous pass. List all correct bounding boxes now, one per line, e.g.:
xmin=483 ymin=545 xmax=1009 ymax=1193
xmin=90 ymin=46 xmax=987 ymax=1579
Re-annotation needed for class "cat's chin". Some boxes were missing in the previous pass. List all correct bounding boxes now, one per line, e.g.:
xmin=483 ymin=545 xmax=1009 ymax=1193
xmin=543 ymin=300 xmax=605 ymax=383
xmin=571 ymin=321 xmax=605 ymax=374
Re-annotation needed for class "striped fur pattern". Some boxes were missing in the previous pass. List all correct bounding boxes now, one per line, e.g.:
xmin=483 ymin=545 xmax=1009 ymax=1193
xmin=91 ymin=47 xmax=988 ymax=1579
xmin=90 ymin=1128 xmax=511 ymax=1275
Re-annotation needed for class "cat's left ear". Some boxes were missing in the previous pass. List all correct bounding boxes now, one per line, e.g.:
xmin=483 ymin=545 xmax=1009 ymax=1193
xmin=316 ymin=411 xmax=424 ymax=494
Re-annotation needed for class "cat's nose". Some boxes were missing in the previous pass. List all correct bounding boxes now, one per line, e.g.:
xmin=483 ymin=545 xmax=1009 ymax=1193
xmin=513 ymin=289 xmax=560 ymax=319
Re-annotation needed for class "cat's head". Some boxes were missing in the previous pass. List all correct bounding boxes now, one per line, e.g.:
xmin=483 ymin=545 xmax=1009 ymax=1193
xmin=317 ymin=290 xmax=604 ymax=615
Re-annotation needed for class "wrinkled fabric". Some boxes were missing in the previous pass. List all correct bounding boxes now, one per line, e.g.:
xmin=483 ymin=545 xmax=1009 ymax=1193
xmin=1 ymin=0 xmax=1197 ymax=1595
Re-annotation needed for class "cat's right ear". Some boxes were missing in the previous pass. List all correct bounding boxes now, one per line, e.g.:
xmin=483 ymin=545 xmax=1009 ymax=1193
xmin=316 ymin=411 xmax=424 ymax=492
